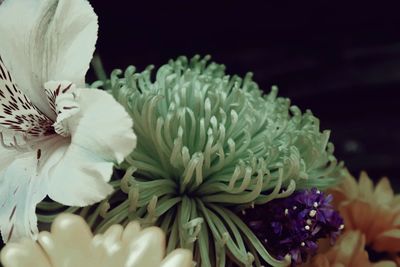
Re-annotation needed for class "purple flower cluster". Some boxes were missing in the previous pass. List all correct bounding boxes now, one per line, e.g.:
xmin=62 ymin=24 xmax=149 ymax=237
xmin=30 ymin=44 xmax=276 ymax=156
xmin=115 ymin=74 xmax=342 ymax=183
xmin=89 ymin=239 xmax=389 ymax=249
xmin=242 ymin=188 xmax=344 ymax=265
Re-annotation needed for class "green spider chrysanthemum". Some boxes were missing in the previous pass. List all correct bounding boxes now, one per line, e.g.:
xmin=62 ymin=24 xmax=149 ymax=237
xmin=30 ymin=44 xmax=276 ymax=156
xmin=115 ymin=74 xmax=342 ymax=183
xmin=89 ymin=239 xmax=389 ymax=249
xmin=100 ymin=55 xmax=345 ymax=266
xmin=39 ymin=55 xmax=345 ymax=267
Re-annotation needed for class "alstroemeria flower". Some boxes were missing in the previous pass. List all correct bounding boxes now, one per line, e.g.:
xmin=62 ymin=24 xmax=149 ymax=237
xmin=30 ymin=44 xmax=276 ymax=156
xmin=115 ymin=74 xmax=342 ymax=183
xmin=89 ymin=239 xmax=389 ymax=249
xmin=0 ymin=0 xmax=136 ymax=242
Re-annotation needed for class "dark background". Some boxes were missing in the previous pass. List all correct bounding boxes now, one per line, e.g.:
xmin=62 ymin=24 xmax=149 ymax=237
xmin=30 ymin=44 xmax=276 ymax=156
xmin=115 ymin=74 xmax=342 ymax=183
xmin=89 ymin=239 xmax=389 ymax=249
xmin=89 ymin=1 xmax=400 ymax=191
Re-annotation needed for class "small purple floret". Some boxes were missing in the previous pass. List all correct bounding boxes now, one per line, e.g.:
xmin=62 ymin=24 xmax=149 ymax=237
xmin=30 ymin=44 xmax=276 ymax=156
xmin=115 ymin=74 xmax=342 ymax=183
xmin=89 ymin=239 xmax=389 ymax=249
xmin=242 ymin=188 xmax=343 ymax=265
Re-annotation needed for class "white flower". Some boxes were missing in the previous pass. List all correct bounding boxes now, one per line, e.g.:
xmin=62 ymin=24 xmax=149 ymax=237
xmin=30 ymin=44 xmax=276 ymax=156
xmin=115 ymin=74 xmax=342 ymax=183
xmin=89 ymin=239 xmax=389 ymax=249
xmin=0 ymin=0 xmax=136 ymax=242
xmin=0 ymin=214 xmax=193 ymax=267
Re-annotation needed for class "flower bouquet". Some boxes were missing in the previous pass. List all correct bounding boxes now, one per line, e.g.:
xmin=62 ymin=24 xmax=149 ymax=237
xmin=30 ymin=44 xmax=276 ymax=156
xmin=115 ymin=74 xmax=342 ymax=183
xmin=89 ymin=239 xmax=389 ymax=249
xmin=0 ymin=0 xmax=398 ymax=267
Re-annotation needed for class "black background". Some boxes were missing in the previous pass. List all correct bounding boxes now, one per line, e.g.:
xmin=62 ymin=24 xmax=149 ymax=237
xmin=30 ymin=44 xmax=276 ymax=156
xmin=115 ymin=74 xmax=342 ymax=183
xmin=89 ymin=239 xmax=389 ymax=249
xmin=89 ymin=1 xmax=400 ymax=191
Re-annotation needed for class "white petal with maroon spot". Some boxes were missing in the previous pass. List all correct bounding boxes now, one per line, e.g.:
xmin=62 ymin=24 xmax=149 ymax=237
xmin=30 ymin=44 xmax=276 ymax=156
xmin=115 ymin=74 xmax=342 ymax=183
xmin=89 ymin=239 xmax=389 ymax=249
xmin=0 ymin=0 xmax=98 ymax=118
xmin=0 ymin=0 xmax=137 ymax=243
xmin=0 ymin=151 xmax=47 ymax=242
xmin=46 ymin=89 xmax=136 ymax=206
xmin=44 ymin=81 xmax=76 ymax=115
xmin=0 ymin=59 xmax=54 ymax=137
xmin=45 ymin=81 xmax=79 ymax=137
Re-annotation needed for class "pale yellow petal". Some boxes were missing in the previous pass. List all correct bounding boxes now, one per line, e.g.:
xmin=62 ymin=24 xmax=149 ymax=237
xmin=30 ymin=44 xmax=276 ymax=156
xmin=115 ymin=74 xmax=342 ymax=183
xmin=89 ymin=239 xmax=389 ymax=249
xmin=358 ymin=172 xmax=374 ymax=199
xmin=1 ymin=214 xmax=193 ymax=267
xmin=37 ymin=214 xmax=94 ymax=266
xmin=374 ymin=178 xmax=394 ymax=206
xmin=0 ymin=239 xmax=51 ymax=267
xmin=160 ymin=249 xmax=193 ymax=267
xmin=125 ymin=227 xmax=166 ymax=267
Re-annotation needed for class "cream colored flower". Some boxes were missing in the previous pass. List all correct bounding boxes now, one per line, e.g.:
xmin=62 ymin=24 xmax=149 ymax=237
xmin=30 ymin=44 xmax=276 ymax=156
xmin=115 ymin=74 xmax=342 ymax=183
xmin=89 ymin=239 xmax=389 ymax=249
xmin=304 ymin=171 xmax=400 ymax=267
xmin=0 ymin=214 xmax=193 ymax=267
xmin=329 ymin=172 xmax=400 ymax=253
xmin=309 ymin=231 xmax=396 ymax=267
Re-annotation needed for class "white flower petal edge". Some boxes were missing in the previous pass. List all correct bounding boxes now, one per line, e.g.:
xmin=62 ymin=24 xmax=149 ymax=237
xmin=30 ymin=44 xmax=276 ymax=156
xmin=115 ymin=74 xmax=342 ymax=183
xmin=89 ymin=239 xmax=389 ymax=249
xmin=0 ymin=152 xmax=47 ymax=242
xmin=0 ymin=0 xmax=136 ymax=243
xmin=0 ymin=0 xmax=98 ymax=117
xmin=45 ymin=86 xmax=136 ymax=206
xmin=0 ymin=214 xmax=194 ymax=267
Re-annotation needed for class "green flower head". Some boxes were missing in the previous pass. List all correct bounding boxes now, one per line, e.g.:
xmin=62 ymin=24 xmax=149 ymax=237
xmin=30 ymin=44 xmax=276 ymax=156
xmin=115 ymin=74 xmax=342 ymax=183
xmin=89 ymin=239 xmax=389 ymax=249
xmin=40 ymin=56 xmax=345 ymax=267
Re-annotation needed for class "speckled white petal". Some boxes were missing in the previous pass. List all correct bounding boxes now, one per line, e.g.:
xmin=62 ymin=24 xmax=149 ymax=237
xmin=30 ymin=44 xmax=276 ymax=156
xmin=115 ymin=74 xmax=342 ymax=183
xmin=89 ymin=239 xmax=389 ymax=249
xmin=0 ymin=0 xmax=98 ymax=117
xmin=0 ymin=59 xmax=54 ymax=136
xmin=0 ymin=152 xmax=47 ymax=243
xmin=44 ymin=80 xmax=77 ymax=117
xmin=0 ymin=130 xmax=23 ymax=170
xmin=44 ymin=88 xmax=135 ymax=207
xmin=44 ymin=81 xmax=79 ymax=136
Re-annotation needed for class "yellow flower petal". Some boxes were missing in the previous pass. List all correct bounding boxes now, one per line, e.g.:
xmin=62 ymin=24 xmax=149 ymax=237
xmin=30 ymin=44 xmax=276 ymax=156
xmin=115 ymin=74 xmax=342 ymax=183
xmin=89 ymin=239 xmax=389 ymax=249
xmin=328 ymin=172 xmax=400 ymax=253
xmin=308 ymin=231 xmax=397 ymax=267
xmin=374 ymin=178 xmax=394 ymax=206
xmin=358 ymin=172 xmax=374 ymax=200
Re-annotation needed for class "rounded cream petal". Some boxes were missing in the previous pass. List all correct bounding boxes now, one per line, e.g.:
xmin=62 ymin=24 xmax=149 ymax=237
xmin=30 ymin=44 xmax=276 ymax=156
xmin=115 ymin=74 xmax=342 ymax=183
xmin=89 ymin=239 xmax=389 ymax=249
xmin=0 ymin=214 xmax=193 ymax=267
xmin=91 ymin=225 xmax=127 ymax=267
xmin=122 ymin=221 xmax=142 ymax=244
xmin=124 ymin=227 xmax=165 ymax=267
xmin=1 ymin=239 xmax=51 ymax=267
xmin=93 ymin=225 xmax=124 ymax=255
xmin=160 ymin=249 xmax=193 ymax=267
xmin=36 ymin=214 xmax=94 ymax=266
